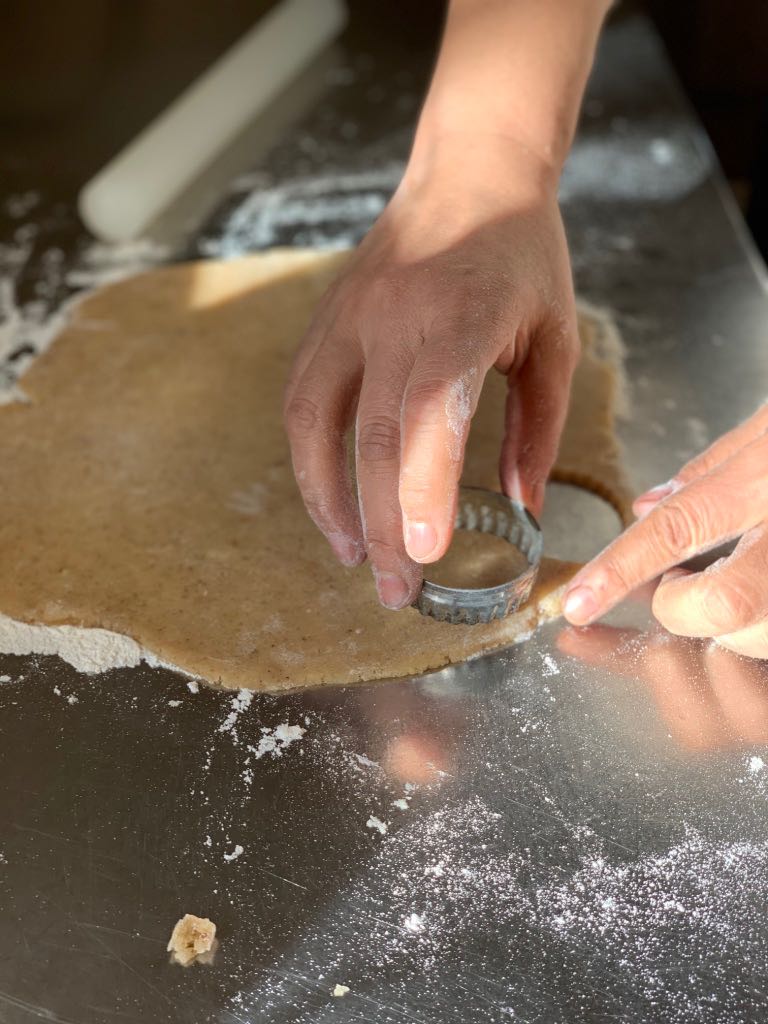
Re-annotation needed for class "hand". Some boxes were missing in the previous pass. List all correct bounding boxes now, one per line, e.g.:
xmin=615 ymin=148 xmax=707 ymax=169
xmin=558 ymin=624 xmax=768 ymax=751
xmin=284 ymin=136 xmax=579 ymax=609
xmin=562 ymin=404 xmax=768 ymax=658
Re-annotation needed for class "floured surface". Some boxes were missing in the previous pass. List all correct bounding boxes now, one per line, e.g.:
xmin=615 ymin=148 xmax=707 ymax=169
xmin=0 ymin=249 xmax=632 ymax=690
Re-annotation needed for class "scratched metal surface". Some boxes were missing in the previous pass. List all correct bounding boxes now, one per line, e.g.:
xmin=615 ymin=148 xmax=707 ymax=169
xmin=1 ymin=13 xmax=768 ymax=1024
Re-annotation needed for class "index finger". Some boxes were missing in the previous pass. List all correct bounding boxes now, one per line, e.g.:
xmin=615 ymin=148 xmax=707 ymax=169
xmin=398 ymin=328 xmax=497 ymax=563
xmin=562 ymin=432 xmax=768 ymax=625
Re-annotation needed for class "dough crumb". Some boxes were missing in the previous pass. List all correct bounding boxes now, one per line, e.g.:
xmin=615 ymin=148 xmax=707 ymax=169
xmin=332 ymin=984 xmax=350 ymax=997
xmin=167 ymin=914 xmax=217 ymax=966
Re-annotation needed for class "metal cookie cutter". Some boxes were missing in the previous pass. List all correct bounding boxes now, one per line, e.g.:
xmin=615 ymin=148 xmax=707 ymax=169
xmin=413 ymin=486 xmax=543 ymax=625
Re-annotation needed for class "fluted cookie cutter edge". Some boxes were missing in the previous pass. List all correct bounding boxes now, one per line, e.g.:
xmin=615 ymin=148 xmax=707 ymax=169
xmin=413 ymin=486 xmax=543 ymax=625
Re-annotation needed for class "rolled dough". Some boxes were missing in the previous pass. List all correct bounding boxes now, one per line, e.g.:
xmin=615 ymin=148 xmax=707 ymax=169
xmin=0 ymin=250 xmax=632 ymax=690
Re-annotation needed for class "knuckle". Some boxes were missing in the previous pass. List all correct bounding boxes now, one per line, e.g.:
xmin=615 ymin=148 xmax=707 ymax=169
xmin=357 ymin=415 xmax=400 ymax=463
xmin=600 ymin=559 xmax=635 ymax=596
xmin=405 ymin=376 xmax=451 ymax=416
xmin=399 ymin=479 xmax=435 ymax=515
xmin=701 ymin=580 xmax=757 ymax=634
xmin=649 ymin=501 xmax=698 ymax=559
xmin=284 ymin=393 xmax=321 ymax=438
xmin=364 ymin=533 xmax=402 ymax=563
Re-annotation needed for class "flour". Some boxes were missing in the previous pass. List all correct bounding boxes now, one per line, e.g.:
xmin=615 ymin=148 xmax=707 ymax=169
xmin=64 ymin=238 xmax=170 ymax=290
xmin=228 ymin=482 xmax=269 ymax=516
xmin=224 ymin=844 xmax=244 ymax=863
xmin=444 ymin=373 xmax=474 ymax=463
xmin=353 ymin=752 xmax=382 ymax=771
xmin=219 ymin=688 xmax=254 ymax=739
xmin=247 ymin=722 xmax=306 ymax=759
xmin=4 ymin=190 xmax=41 ymax=220
xmin=366 ymin=816 xmax=388 ymax=835
xmin=0 ymin=611 xmax=174 ymax=675
xmin=541 ymin=653 xmax=560 ymax=677
xmin=235 ymin=785 xmax=768 ymax=1023
xmin=561 ymin=119 xmax=709 ymax=203
xmin=197 ymin=165 xmax=402 ymax=258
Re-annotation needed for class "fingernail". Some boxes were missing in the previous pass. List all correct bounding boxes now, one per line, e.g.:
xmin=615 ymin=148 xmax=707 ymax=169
xmin=634 ymin=480 xmax=678 ymax=509
xmin=329 ymin=535 xmax=365 ymax=567
xmin=661 ymin=566 xmax=690 ymax=583
xmin=563 ymin=585 xmax=599 ymax=625
xmin=507 ymin=468 xmax=524 ymax=504
xmin=404 ymin=520 xmax=439 ymax=562
xmin=375 ymin=571 xmax=411 ymax=610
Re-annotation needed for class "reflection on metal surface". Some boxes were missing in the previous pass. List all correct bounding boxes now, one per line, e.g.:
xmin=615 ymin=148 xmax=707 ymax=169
xmin=559 ymin=622 xmax=768 ymax=753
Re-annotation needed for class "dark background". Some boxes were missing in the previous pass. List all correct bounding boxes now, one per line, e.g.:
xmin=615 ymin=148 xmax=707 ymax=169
xmin=1 ymin=0 xmax=766 ymax=253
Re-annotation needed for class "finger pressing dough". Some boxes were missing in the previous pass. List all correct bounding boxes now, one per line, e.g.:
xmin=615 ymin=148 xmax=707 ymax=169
xmin=0 ymin=249 xmax=632 ymax=690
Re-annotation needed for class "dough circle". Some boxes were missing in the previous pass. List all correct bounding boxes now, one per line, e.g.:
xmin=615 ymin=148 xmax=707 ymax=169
xmin=0 ymin=250 xmax=632 ymax=690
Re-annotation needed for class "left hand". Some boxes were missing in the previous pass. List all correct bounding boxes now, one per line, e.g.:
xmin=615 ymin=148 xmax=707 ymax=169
xmin=562 ymin=405 xmax=768 ymax=658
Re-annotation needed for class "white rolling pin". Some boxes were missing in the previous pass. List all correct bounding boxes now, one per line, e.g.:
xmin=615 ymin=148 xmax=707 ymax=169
xmin=79 ymin=0 xmax=348 ymax=243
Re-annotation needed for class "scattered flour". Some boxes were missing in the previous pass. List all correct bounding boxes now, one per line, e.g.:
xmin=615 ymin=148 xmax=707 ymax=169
xmin=219 ymin=689 xmax=254 ymax=739
xmin=64 ymin=238 xmax=170 ymax=290
xmin=353 ymin=752 xmax=381 ymax=770
xmin=187 ymin=681 xmax=200 ymax=694
xmin=247 ymin=723 xmax=306 ymax=760
xmin=198 ymin=166 xmax=402 ymax=257
xmin=228 ymin=482 xmax=269 ymax=516
xmin=0 ymin=611 xmax=174 ymax=675
xmin=560 ymin=120 xmax=708 ymax=203
xmin=541 ymin=653 xmax=560 ymax=677
xmin=234 ymin=791 xmax=768 ymax=1023
xmin=403 ymin=913 xmax=424 ymax=933
xmin=366 ymin=816 xmax=388 ymax=835
xmin=223 ymin=844 xmax=244 ymax=863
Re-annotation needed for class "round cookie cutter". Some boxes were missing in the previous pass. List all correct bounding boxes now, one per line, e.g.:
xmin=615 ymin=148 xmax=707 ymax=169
xmin=413 ymin=486 xmax=543 ymax=625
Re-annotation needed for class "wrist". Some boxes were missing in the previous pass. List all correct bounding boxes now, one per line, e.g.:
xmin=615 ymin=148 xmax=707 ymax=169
xmin=401 ymin=129 xmax=560 ymax=207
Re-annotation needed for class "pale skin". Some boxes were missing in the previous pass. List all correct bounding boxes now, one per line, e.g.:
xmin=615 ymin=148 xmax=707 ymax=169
xmin=562 ymin=405 xmax=768 ymax=659
xmin=286 ymin=0 xmax=768 ymax=655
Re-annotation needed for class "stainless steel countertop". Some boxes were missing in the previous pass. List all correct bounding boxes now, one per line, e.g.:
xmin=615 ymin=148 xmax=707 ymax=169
xmin=1 ymin=13 xmax=768 ymax=1024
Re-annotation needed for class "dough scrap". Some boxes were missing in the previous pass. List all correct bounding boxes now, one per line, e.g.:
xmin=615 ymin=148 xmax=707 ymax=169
xmin=167 ymin=914 xmax=217 ymax=966
xmin=0 ymin=250 xmax=632 ymax=690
